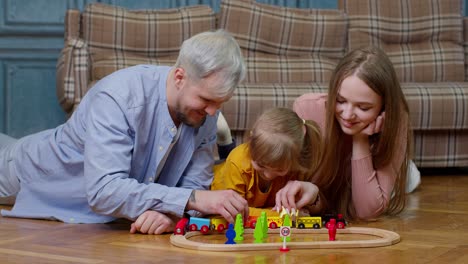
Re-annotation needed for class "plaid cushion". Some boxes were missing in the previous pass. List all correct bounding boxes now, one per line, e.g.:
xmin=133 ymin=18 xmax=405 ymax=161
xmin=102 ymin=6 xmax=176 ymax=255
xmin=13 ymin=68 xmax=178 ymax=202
xmin=464 ymin=17 xmax=468 ymax=81
xmin=92 ymin=52 xmax=177 ymax=81
xmin=223 ymin=82 xmax=468 ymax=167
xmin=404 ymin=82 xmax=468 ymax=130
xmin=92 ymin=51 xmax=339 ymax=84
xmin=221 ymin=82 xmax=468 ymax=131
xmin=221 ymin=83 xmax=328 ymax=130
xmin=413 ymin=130 xmax=468 ymax=167
xmin=82 ymin=3 xmax=215 ymax=55
xmin=339 ymin=0 xmax=464 ymax=82
xmin=56 ymin=37 xmax=90 ymax=114
xmin=242 ymin=52 xmax=338 ymax=83
xmin=219 ymin=0 xmax=347 ymax=58
xmin=230 ymin=130 xmax=468 ymax=167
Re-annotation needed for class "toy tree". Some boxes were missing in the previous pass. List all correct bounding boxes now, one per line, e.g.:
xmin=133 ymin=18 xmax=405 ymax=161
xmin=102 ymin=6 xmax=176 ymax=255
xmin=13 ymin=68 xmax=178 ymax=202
xmin=260 ymin=211 xmax=268 ymax=241
xmin=234 ymin=213 xmax=244 ymax=242
xmin=253 ymin=216 xmax=264 ymax=243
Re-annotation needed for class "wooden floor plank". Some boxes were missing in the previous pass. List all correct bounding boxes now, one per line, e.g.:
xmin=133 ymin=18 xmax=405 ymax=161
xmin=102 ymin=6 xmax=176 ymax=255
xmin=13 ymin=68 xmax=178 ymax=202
xmin=1 ymin=173 xmax=467 ymax=263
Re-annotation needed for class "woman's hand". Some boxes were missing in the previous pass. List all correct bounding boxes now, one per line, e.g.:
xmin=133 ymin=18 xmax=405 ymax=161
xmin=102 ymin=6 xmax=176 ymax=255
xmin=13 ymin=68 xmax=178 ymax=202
xmin=361 ymin=111 xmax=385 ymax=136
xmin=274 ymin=180 xmax=319 ymax=212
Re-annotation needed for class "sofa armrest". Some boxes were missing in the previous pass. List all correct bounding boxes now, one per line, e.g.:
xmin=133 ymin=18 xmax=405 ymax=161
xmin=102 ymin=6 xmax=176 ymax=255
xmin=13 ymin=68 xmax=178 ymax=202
xmin=57 ymin=9 xmax=91 ymax=115
xmin=56 ymin=38 xmax=90 ymax=115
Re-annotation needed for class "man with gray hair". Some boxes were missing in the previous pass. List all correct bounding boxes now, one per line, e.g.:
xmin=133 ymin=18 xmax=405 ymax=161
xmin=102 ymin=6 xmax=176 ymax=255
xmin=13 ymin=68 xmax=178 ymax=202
xmin=0 ymin=29 xmax=248 ymax=234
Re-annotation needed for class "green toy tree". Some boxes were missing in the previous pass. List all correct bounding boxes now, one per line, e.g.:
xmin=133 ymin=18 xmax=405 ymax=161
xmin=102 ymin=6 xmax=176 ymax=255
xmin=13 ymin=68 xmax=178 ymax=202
xmin=283 ymin=213 xmax=292 ymax=242
xmin=253 ymin=216 xmax=264 ymax=243
xmin=234 ymin=213 xmax=244 ymax=242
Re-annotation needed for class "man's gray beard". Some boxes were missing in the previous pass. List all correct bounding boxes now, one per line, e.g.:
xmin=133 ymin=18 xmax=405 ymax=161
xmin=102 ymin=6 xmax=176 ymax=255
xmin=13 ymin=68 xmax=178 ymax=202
xmin=176 ymin=112 xmax=206 ymax=128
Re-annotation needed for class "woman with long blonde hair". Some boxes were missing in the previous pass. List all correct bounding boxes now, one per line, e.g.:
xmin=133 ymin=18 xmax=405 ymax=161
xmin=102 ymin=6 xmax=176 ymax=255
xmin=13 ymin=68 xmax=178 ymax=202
xmin=294 ymin=46 xmax=412 ymax=221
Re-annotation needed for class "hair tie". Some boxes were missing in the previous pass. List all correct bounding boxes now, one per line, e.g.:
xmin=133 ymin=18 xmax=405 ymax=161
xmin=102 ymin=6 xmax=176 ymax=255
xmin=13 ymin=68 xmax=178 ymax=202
xmin=302 ymin=119 xmax=306 ymax=125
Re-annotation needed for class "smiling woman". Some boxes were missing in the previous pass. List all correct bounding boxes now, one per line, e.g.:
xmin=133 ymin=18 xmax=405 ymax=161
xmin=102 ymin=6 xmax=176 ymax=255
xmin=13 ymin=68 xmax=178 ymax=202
xmin=335 ymin=75 xmax=383 ymax=136
xmin=294 ymin=46 xmax=413 ymax=222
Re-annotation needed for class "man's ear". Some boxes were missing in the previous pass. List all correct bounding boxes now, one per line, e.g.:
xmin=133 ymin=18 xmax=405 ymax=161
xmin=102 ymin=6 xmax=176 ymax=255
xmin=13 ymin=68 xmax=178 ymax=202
xmin=173 ymin=67 xmax=186 ymax=88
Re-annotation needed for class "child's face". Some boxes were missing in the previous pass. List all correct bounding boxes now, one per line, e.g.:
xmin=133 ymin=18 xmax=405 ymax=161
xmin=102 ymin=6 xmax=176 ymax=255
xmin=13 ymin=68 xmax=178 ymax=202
xmin=251 ymin=161 xmax=288 ymax=181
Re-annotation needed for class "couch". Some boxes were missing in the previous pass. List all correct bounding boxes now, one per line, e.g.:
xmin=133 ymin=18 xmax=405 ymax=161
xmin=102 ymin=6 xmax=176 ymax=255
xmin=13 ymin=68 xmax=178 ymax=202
xmin=56 ymin=0 xmax=468 ymax=168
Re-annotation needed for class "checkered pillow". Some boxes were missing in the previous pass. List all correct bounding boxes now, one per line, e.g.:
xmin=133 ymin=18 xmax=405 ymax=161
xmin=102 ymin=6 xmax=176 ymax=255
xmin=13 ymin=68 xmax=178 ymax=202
xmin=219 ymin=0 xmax=347 ymax=58
xmin=339 ymin=0 xmax=464 ymax=82
xmin=464 ymin=17 xmax=468 ymax=81
xmin=82 ymin=3 xmax=215 ymax=56
xmin=91 ymin=52 xmax=177 ymax=81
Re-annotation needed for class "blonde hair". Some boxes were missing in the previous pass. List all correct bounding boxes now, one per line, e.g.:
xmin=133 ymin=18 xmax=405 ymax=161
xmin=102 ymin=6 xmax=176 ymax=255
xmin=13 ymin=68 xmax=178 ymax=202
xmin=316 ymin=46 xmax=412 ymax=220
xmin=248 ymin=108 xmax=322 ymax=182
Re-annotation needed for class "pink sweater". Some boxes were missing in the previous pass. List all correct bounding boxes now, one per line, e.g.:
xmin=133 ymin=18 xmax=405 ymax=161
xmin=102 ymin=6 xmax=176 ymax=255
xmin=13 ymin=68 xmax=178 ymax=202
xmin=293 ymin=93 xmax=407 ymax=219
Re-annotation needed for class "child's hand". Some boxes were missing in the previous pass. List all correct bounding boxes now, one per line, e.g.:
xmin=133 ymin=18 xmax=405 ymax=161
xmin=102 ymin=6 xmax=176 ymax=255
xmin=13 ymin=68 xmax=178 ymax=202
xmin=130 ymin=210 xmax=175 ymax=235
xmin=274 ymin=180 xmax=319 ymax=212
xmin=361 ymin=112 xmax=385 ymax=136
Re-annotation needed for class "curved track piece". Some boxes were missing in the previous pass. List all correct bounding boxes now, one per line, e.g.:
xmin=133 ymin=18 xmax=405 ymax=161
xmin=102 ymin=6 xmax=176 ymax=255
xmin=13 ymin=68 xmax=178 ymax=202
xmin=170 ymin=227 xmax=400 ymax=251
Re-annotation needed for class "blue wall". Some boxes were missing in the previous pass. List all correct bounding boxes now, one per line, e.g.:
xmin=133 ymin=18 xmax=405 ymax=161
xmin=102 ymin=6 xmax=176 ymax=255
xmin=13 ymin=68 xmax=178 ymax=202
xmin=0 ymin=0 xmax=465 ymax=138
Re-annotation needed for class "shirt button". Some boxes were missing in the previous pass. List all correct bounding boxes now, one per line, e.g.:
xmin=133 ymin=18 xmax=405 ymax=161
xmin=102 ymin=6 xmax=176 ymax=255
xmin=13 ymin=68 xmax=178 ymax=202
xmin=171 ymin=127 xmax=176 ymax=133
xmin=159 ymin=146 xmax=163 ymax=151
xmin=149 ymin=177 xmax=154 ymax=181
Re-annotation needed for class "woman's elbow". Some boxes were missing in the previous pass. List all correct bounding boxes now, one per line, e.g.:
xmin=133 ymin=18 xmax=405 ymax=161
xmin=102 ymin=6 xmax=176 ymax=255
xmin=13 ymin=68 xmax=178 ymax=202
xmin=354 ymin=201 xmax=387 ymax=220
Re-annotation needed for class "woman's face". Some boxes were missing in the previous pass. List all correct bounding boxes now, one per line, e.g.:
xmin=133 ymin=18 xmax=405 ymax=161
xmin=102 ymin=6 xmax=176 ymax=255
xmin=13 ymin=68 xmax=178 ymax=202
xmin=335 ymin=75 xmax=383 ymax=136
xmin=251 ymin=161 xmax=288 ymax=181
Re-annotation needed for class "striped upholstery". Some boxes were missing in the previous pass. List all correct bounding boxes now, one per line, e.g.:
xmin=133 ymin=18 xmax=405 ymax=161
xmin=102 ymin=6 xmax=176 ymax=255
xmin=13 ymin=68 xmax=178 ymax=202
xmin=221 ymin=82 xmax=468 ymax=130
xmin=56 ymin=0 xmax=468 ymax=167
xmin=219 ymin=0 xmax=347 ymax=57
xmin=219 ymin=0 xmax=347 ymax=83
xmin=90 ymin=46 xmax=339 ymax=84
xmin=56 ymin=3 xmax=215 ymax=113
xmin=222 ymin=82 xmax=468 ymax=168
xmin=82 ymin=3 xmax=215 ymax=54
xmin=464 ymin=17 xmax=468 ymax=81
xmin=339 ymin=0 xmax=464 ymax=82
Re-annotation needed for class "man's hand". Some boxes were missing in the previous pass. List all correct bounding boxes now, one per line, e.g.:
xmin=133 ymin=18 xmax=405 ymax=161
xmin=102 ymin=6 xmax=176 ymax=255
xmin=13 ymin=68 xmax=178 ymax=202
xmin=186 ymin=190 xmax=249 ymax=223
xmin=274 ymin=180 xmax=319 ymax=212
xmin=130 ymin=210 xmax=175 ymax=235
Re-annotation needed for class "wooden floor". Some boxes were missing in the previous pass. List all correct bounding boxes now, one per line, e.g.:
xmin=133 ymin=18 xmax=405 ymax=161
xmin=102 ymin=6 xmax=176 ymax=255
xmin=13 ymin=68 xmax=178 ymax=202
xmin=1 ymin=169 xmax=467 ymax=263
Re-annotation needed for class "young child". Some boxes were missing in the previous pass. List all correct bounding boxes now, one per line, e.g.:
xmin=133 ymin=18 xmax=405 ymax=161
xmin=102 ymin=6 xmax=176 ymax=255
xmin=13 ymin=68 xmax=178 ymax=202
xmin=294 ymin=46 xmax=414 ymax=221
xmin=211 ymin=107 xmax=323 ymax=217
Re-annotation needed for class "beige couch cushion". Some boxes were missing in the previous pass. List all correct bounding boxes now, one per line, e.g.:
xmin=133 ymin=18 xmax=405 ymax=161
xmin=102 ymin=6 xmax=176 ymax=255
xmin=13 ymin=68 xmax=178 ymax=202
xmin=340 ymin=0 xmax=464 ymax=82
xmin=464 ymin=17 xmax=468 ymax=81
xmin=219 ymin=0 xmax=348 ymax=83
xmin=219 ymin=0 xmax=347 ymax=57
xmin=81 ymin=3 xmax=215 ymax=83
xmin=82 ymin=3 xmax=215 ymax=55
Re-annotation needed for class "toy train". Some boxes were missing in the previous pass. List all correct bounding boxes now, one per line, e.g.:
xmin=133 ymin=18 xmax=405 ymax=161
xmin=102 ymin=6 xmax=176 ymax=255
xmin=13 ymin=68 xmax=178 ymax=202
xmin=174 ymin=213 xmax=346 ymax=235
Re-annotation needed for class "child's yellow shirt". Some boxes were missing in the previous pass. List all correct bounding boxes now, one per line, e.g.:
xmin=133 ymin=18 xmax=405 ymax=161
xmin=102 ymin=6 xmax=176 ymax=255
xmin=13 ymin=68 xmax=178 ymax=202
xmin=212 ymin=143 xmax=288 ymax=217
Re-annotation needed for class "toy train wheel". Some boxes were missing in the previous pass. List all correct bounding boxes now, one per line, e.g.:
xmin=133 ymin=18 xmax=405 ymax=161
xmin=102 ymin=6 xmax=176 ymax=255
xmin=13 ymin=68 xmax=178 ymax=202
xmin=313 ymin=223 xmax=320 ymax=229
xmin=189 ymin=224 xmax=198 ymax=231
xmin=298 ymin=223 xmax=305 ymax=229
xmin=217 ymin=224 xmax=225 ymax=232
xmin=200 ymin=225 xmax=209 ymax=234
xmin=269 ymin=222 xmax=278 ymax=229
xmin=337 ymin=222 xmax=345 ymax=229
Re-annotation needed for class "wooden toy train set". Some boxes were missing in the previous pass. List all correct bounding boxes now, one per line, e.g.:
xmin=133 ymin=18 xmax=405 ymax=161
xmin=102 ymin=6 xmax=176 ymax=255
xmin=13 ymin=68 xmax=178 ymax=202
xmin=170 ymin=212 xmax=401 ymax=251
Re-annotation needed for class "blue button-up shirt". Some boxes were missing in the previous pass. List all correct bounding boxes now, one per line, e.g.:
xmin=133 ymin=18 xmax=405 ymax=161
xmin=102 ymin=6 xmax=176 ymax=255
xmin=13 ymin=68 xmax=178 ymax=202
xmin=1 ymin=65 xmax=217 ymax=223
